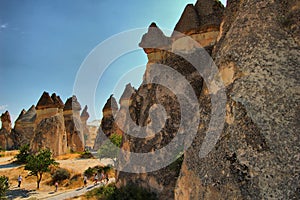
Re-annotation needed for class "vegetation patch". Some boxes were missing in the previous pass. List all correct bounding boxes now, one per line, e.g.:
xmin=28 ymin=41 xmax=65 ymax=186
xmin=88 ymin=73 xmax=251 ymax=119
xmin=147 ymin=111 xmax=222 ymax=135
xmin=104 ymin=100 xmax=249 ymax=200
xmin=51 ymin=168 xmax=70 ymax=184
xmin=0 ymin=176 xmax=9 ymax=198
xmin=85 ymin=183 xmax=158 ymax=200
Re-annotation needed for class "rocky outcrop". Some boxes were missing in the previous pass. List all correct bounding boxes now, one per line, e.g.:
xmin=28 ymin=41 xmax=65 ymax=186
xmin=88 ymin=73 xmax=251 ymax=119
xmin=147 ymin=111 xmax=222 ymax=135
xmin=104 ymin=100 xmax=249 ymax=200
xmin=31 ymin=92 xmax=68 ymax=156
xmin=139 ymin=23 xmax=171 ymax=63
xmin=14 ymin=105 xmax=36 ymax=147
xmin=0 ymin=111 xmax=13 ymax=150
xmin=116 ymin=1 xmax=221 ymax=199
xmin=172 ymin=0 xmax=224 ymax=50
xmin=85 ymin=121 xmax=99 ymax=149
xmin=64 ymin=95 xmax=85 ymax=152
xmin=115 ymin=0 xmax=299 ymax=199
xmin=175 ymin=0 xmax=300 ymax=199
xmin=93 ymin=95 xmax=119 ymax=150
xmin=81 ymin=105 xmax=90 ymax=147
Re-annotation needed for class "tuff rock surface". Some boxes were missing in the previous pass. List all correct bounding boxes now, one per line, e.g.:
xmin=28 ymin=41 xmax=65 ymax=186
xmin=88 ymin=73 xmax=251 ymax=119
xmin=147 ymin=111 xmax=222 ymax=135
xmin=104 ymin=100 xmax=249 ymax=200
xmin=14 ymin=105 xmax=36 ymax=147
xmin=31 ymin=92 xmax=68 ymax=156
xmin=93 ymin=95 xmax=120 ymax=150
xmin=116 ymin=0 xmax=300 ymax=199
xmin=0 ymin=111 xmax=14 ymax=150
xmin=175 ymin=0 xmax=300 ymax=199
xmin=63 ymin=95 xmax=85 ymax=152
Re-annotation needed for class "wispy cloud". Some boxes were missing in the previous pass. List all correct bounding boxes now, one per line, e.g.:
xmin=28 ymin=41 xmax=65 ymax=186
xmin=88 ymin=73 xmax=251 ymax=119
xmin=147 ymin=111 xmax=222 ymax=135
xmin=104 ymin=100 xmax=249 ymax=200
xmin=0 ymin=105 xmax=8 ymax=111
xmin=0 ymin=23 xmax=8 ymax=29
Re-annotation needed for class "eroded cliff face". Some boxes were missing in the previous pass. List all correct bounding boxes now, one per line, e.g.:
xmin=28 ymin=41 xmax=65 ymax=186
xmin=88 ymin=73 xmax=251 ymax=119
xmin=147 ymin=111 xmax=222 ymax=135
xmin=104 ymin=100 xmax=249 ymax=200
xmin=115 ymin=0 xmax=299 ymax=199
xmin=64 ymin=95 xmax=85 ymax=152
xmin=0 ymin=111 xmax=14 ymax=150
xmin=31 ymin=92 xmax=68 ymax=156
xmin=81 ymin=105 xmax=91 ymax=148
xmin=175 ymin=0 xmax=300 ymax=199
xmin=116 ymin=1 xmax=224 ymax=199
xmin=12 ymin=92 xmax=88 ymax=155
xmin=93 ymin=95 xmax=120 ymax=150
xmin=14 ymin=106 xmax=36 ymax=147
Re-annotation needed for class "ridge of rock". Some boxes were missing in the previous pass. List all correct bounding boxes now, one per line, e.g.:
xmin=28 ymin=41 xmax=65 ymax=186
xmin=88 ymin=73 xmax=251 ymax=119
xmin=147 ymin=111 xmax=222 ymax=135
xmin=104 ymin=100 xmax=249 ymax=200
xmin=64 ymin=95 xmax=81 ymax=111
xmin=36 ymin=91 xmax=56 ymax=110
xmin=51 ymin=93 xmax=65 ymax=109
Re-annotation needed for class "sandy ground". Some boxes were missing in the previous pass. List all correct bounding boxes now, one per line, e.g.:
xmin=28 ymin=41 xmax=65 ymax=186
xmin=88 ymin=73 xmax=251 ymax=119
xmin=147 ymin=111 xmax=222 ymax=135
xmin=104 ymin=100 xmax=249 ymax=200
xmin=0 ymin=153 xmax=114 ymax=200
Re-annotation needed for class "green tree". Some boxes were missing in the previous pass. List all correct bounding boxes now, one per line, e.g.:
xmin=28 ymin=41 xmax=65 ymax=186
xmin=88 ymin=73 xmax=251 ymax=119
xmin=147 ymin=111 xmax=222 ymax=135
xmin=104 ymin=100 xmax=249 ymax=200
xmin=97 ymin=133 xmax=122 ymax=159
xmin=15 ymin=144 xmax=31 ymax=164
xmin=0 ymin=176 xmax=9 ymax=198
xmin=25 ymin=149 xmax=58 ymax=189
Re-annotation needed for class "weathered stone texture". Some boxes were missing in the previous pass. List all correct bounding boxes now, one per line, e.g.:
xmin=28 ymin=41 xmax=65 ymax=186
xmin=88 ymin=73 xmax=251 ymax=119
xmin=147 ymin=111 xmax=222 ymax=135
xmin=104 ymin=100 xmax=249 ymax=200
xmin=94 ymin=95 xmax=119 ymax=150
xmin=14 ymin=105 xmax=36 ymax=147
xmin=64 ymin=95 xmax=85 ymax=152
xmin=176 ymin=0 xmax=300 ymax=199
xmin=0 ymin=111 xmax=13 ymax=150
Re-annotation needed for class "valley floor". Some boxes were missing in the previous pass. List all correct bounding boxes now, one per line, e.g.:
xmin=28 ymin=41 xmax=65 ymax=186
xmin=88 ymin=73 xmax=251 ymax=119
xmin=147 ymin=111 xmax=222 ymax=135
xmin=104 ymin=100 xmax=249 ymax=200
xmin=0 ymin=152 xmax=114 ymax=200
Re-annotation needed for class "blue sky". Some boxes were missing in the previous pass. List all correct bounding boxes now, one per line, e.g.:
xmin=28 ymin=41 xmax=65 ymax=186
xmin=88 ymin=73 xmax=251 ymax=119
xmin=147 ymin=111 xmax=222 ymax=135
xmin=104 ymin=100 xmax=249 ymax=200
xmin=0 ymin=0 xmax=226 ymax=124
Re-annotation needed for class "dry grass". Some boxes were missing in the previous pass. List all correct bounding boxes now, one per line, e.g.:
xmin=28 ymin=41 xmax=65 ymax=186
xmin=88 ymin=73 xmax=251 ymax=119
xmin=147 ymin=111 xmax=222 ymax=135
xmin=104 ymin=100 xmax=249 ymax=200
xmin=0 ymin=150 xmax=19 ymax=157
xmin=55 ymin=153 xmax=81 ymax=160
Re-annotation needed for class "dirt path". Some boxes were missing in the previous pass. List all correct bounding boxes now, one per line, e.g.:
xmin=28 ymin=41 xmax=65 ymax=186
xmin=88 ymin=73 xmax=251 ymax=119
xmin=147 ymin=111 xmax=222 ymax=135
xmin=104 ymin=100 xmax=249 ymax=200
xmin=6 ymin=178 xmax=115 ymax=200
xmin=0 ymin=155 xmax=115 ymax=200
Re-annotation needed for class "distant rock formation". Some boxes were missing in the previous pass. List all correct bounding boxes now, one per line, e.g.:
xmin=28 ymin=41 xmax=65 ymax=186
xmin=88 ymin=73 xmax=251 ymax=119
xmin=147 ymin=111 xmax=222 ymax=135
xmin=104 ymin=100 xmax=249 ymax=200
xmin=31 ymin=92 xmax=68 ymax=156
xmin=80 ymin=105 xmax=90 ymax=147
xmin=93 ymin=95 xmax=120 ymax=150
xmin=9 ymin=91 xmax=89 ymax=155
xmin=14 ymin=105 xmax=36 ymax=147
xmin=0 ymin=111 xmax=13 ymax=150
xmin=63 ymin=95 xmax=85 ymax=152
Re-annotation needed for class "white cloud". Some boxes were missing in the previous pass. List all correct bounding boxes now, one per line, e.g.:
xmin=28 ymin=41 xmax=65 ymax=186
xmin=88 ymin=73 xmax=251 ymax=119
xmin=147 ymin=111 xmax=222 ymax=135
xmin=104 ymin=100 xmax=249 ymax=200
xmin=0 ymin=105 xmax=8 ymax=111
xmin=0 ymin=23 xmax=8 ymax=29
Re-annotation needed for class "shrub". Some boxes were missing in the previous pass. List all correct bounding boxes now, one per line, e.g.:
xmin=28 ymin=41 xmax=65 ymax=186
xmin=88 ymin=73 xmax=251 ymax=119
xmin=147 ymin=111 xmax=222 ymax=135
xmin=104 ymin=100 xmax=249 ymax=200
xmin=85 ymin=183 xmax=158 ymax=200
xmin=15 ymin=144 xmax=31 ymax=164
xmin=84 ymin=167 xmax=96 ymax=178
xmin=97 ymin=133 xmax=122 ymax=159
xmin=84 ymin=165 xmax=114 ymax=179
xmin=80 ymin=150 xmax=94 ymax=159
xmin=0 ymin=176 xmax=9 ymax=198
xmin=52 ymin=168 xmax=70 ymax=184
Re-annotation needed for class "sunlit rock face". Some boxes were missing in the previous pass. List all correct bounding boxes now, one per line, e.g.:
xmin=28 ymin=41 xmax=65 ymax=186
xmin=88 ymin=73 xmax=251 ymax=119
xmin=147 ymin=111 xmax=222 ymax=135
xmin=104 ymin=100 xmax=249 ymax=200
xmin=0 ymin=111 xmax=14 ymax=150
xmin=13 ymin=106 xmax=36 ymax=147
xmin=93 ymin=95 xmax=120 ymax=150
xmin=31 ymin=92 xmax=68 ymax=156
xmin=116 ymin=1 xmax=224 ymax=199
xmin=175 ymin=0 xmax=300 ymax=199
xmin=63 ymin=95 xmax=85 ymax=152
xmin=113 ymin=0 xmax=299 ymax=199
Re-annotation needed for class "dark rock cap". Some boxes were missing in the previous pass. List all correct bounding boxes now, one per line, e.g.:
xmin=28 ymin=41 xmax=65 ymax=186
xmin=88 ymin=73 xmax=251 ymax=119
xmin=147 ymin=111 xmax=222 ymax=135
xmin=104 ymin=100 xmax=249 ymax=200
xmin=139 ymin=22 xmax=171 ymax=50
xmin=16 ymin=109 xmax=27 ymax=121
xmin=80 ymin=105 xmax=90 ymax=119
xmin=36 ymin=92 xmax=57 ymax=110
xmin=64 ymin=95 xmax=82 ymax=111
xmin=195 ymin=0 xmax=224 ymax=27
xmin=173 ymin=4 xmax=200 ymax=35
xmin=1 ymin=111 xmax=11 ymax=124
xmin=51 ymin=93 xmax=65 ymax=109
xmin=103 ymin=95 xmax=118 ymax=112
xmin=172 ymin=0 xmax=224 ymax=36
